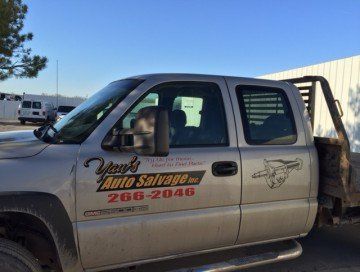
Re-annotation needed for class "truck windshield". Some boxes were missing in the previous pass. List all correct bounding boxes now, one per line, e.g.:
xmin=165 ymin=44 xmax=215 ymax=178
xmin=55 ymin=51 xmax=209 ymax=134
xmin=51 ymin=79 xmax=143 ymax=144
xmin=58 ymin=106 xmax=75 ymax=113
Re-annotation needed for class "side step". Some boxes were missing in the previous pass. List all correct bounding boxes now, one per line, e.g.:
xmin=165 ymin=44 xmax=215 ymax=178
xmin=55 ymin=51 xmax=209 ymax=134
xmin=171 ymin=240 xmax=302 ymax=272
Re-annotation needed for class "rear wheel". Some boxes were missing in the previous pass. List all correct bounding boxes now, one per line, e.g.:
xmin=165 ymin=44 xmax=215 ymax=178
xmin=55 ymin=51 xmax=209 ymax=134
xmin=0 ymin=238 xmax=42 ymax=272
xmin=20 ymin=120 xmax=25 ymax=125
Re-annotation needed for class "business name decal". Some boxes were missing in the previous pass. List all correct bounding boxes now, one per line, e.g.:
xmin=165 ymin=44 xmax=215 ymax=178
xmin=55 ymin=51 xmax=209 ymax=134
xmin=84 ymin=156 xmax=205 ymax=192
xmin=84 ymin=156 xmax=141 ymax=183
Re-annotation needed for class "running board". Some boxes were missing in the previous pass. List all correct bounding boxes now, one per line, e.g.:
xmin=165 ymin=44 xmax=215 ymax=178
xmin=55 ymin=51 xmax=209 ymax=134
xmin=171 ymin=240 xmax=302 ymax=272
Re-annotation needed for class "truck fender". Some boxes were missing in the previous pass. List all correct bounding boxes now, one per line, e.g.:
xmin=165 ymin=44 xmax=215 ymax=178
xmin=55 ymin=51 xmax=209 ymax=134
xmin=0 ymin=192 xmax=81 ymax=272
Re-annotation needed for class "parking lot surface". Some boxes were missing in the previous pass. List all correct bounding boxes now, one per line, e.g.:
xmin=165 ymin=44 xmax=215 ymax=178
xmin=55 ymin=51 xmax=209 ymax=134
xmin=0 ymin=119 xmax=39 ymax=132
xmin=111 ymin=225 xmax=359 ymax=272
xmin=1 ymin=120 xmax=359 ymax=272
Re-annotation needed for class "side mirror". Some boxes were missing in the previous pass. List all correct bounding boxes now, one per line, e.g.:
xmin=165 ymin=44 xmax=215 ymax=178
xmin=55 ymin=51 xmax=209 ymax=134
xmin=133 ymin=106 xmax=169 ymax=156
xmin=102 ymin=106 xmax=169 ymax=157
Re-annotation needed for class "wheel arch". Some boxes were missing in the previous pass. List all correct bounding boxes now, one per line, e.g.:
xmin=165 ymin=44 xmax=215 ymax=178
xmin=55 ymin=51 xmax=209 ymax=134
xmin=0 ymin=192 xmax=81 ymax=272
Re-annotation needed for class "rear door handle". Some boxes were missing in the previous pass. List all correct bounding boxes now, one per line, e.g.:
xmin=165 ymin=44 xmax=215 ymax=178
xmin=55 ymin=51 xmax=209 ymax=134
xmin=212 ymin=161 xmax=238 ymax=177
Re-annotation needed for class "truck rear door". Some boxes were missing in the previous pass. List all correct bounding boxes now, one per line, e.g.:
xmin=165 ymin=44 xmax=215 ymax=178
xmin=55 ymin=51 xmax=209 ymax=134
xmin=226 ymin=77 xmax=314 ymax=244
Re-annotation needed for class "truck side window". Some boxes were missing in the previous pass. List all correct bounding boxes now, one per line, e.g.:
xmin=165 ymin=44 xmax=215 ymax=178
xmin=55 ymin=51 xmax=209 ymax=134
xmin=122 ymin=93 xmax=159 ymax=129
xmin=119 ymin=82 xmax=228 ymax=147
xmin=236 ymin=86 xmax=297 ymax=145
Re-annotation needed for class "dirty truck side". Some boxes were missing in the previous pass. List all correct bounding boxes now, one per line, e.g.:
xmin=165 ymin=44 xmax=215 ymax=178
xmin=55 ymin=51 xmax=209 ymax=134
xmin=0 ymin=74 xmax=359 ymax=272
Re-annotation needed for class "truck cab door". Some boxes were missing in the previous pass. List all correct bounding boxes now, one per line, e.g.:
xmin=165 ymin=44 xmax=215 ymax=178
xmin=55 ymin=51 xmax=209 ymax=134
xmin=75 ymin=75 xmax=241 ymax=270
xmin=226 ymin=77 xmax=316 ymax=245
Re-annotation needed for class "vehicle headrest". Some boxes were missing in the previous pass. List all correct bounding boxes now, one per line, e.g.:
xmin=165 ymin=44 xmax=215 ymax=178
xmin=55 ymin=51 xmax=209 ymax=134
xmin=171 ymin=110 xmax=186 ymax=128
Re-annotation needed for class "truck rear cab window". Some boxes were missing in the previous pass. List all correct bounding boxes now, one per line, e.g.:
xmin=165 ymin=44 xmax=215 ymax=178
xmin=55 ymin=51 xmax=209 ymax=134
xmin=119 ymin=82 xmax=228 ymax=147
xmin=236 ymin=86 xmax=297 ymax=145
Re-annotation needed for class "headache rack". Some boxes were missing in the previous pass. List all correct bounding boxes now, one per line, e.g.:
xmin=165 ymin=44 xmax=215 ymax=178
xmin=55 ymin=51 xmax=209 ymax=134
xmin=284 ymin=76 xmax=360 ymax=226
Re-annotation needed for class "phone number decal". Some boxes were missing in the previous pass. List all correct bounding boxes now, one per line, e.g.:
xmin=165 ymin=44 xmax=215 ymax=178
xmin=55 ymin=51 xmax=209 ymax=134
xmin=107 ymin=187 xmax=195 ymax=203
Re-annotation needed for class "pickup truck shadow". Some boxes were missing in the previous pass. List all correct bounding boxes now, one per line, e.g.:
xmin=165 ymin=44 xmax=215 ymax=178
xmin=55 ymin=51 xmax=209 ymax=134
xmin=245 ymin=225 xmax=360 ymax=272
xmin=111 ymin=225 xmax=360 ymax=272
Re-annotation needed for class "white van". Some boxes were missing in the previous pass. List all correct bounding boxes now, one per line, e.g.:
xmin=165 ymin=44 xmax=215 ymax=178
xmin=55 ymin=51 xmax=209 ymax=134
xmin=18 ymin=100 xmax=56 ymax=124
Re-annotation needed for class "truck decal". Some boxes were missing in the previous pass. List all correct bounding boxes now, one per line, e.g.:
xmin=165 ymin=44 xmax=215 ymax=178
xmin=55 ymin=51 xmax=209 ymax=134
xmin=84 ymin=205 xmax=149 ymax=217
xmin=84 ymin=156 xmax=205 ymax=192
xmin=145 ymin=156 xmax=206 ymax=168
xmin=107 ymin=187 xmax=196 ymax=203
xmin=84 ymin=156 xmax=141 ymax=183
xmin=97 ymin=171 xmax=205 ymax=192
xmin=252 ymin=158 xmax=303 ymax=189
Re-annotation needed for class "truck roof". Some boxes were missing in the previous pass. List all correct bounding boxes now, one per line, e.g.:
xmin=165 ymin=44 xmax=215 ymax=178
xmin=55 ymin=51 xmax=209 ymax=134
xmin=123 ymin=73 xmax=291 ymax=88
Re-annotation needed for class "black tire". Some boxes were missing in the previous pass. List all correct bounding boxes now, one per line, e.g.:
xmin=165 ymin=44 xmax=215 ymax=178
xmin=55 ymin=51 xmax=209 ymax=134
xmin=0 ymin=238 xmax=42 ymax=272
xmin=20 ymin=120 xmax=25 ymax=125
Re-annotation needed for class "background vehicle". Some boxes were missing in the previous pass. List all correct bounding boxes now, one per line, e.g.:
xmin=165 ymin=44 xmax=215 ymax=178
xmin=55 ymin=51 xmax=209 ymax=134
xmin=0 ymin=74 xmax=359 ymax=272
xmin=56 ymin=105 xmax=76 ymax=121
xmin=0 ymin=92 xmax=22 ymax=101
xmin=18 ymin=100 xmax=56 ymax=124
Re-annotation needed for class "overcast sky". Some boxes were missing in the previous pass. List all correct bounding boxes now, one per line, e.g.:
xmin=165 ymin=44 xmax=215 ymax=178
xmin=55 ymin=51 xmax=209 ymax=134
xmin=1 ymin=0 xmax=359 ymax=97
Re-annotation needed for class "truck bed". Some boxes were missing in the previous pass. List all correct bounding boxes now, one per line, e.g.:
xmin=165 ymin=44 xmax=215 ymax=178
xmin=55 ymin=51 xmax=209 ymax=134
xmin=351 ymin=152 xmax=360 ymax=192
xmin=285 ymin=76 xmax=360 ymax=215
xmin=315 ymin=137 xmax=360 ymax=202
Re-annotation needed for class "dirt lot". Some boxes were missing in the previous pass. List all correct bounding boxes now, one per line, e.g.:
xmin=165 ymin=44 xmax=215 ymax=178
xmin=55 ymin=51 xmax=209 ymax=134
xmin=1 ymin=120 xmax=360 ymax=272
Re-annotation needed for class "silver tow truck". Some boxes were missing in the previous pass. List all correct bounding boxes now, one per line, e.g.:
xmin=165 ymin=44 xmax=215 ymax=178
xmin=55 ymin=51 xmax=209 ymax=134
xmin=0 ymin=74 xmax=359 ymax=272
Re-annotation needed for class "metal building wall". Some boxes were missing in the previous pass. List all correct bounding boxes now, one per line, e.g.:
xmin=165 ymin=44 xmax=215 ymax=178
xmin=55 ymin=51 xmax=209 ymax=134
xmin=259 ymin=55 xmax=360 ymax=152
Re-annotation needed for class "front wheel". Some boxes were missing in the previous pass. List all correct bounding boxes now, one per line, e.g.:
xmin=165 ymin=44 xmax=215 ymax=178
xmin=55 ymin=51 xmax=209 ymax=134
xmin=0 ymin=238 xmax=42 ymax=272
xmin=20 ymin=120 xmax=25 ymax=125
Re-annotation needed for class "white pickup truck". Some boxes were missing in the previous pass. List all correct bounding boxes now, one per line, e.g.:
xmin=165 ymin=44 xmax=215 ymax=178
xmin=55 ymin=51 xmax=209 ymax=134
xmin=0 ymin=74 xmax=359 ymax=272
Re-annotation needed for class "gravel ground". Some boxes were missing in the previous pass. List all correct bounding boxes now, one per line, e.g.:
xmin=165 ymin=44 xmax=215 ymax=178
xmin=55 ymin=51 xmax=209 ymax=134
xmin=0 ymin=119 xmax=40 ymax=132
xmin=115 ymin=225 xmax=360 ymax=272
xmin=1 ymin=120 xmax=359 ymax=272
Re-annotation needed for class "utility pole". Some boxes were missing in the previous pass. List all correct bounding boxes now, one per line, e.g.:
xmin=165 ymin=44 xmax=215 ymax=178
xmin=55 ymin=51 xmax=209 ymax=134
xmin=56 ymin=60 xmax=59 ymax=108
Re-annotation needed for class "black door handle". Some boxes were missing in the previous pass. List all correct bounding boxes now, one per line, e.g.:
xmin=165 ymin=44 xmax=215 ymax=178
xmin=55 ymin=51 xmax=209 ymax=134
xmin=212 ymin=161 xmax=238 ymax=177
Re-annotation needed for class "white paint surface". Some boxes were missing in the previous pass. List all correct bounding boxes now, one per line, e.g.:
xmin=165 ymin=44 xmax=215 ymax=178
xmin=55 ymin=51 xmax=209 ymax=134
xmin=260 ymin=55 xmax=360 ymax=152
